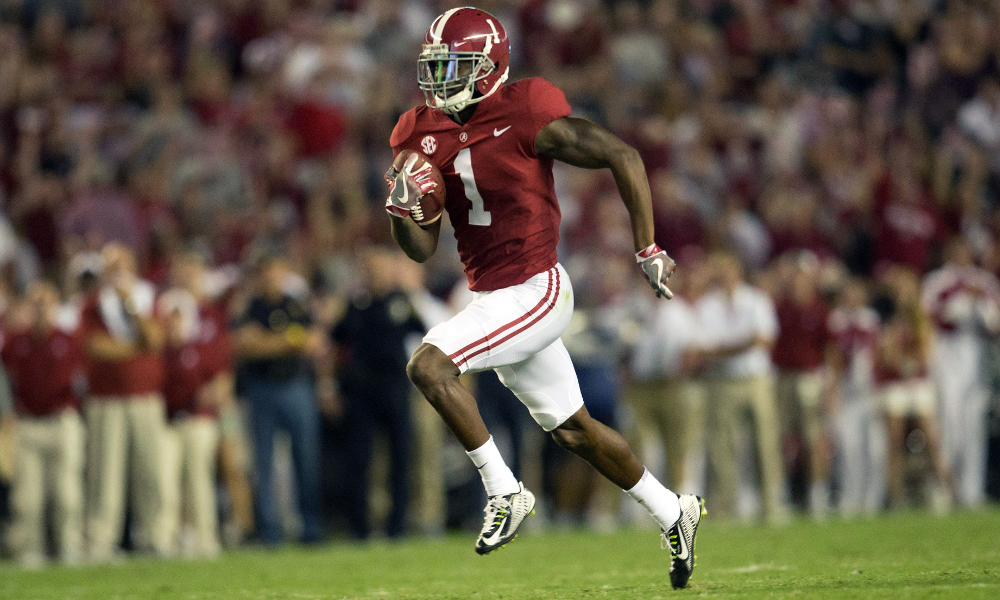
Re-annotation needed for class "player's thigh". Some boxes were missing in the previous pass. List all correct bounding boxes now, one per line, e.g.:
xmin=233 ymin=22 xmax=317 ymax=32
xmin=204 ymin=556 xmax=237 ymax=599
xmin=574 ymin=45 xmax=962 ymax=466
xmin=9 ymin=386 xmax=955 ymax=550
xmin=493 ymin=338 xmax=584 ymax=432
xmin=422 ymin=264 xmax=573 ymax=374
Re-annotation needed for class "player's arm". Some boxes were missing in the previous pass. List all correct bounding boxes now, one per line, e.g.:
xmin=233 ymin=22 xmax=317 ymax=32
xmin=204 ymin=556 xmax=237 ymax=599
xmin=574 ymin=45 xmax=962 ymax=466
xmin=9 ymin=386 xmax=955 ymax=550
xmin=385 ymin=157 xmax=441 ymax=263
xmin=535 ymin=117 xmax=673 ymax=297
xmin=390 ymin=215 xmax=441 ymax=264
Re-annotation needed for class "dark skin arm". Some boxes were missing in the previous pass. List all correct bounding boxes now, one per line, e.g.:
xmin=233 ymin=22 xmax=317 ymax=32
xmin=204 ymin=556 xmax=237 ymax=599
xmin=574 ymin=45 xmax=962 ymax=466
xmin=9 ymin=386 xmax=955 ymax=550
xmin=535 ymin=117 xmax=656 ymax=253
xmin=389 ymin=118 xmax=659 ymax=268
xmin=389 ymin=215 xmax=441 ymax=263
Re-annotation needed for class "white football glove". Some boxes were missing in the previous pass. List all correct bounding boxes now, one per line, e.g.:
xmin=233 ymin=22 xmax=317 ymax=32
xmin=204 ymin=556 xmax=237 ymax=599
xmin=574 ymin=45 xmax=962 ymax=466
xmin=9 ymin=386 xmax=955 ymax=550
xmin=636 ymin=243 xmax=675 ymax=299
xmin=384 ymin=153 xmax=439 ymax=220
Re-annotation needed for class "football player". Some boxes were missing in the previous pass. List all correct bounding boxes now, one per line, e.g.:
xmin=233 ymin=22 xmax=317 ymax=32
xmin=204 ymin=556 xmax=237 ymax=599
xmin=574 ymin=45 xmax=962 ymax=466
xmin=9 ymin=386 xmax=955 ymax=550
xmin=385 ymin=7 xmax=704 ymax=588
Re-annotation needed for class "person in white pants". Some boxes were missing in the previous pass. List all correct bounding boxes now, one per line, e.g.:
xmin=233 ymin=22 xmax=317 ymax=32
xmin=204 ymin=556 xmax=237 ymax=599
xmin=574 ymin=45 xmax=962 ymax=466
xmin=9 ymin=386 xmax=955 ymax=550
xmin=827 ymin=278 xmax=886 ymax=517
xmin=1 ymin=282 xmax=86 ymax=567
xmin=157 ymin=254 xmax=230 ymax=557
xmin=80 ymin=244 xmax=170 ymax=561
xmin=922 ymin=238 xmax=1000 ymax=508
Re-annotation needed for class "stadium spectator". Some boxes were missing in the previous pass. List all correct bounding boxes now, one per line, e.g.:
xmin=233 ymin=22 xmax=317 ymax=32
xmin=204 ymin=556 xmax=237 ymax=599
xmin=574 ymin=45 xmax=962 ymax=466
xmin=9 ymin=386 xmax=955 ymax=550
xmin=397 ymin=258 xmax=451 ymax=535
xmin=80 ymin=243 xmax=171 ymax=560
xmin=234 ymin=254 xmax=323 ymax=545
xmin=698 ymin=251 xmax=786 ymax=522
xmin=627 ymin=254 xmax=709 ymax=494
xmin=551 ymin=255 xmax=635 ymax=526
xmin=0 ymin=362 xmax=13 ymax=555
xmin=158 ymin=252 xmax=231 ymax=557
xmin=1 ymin=282 xmax=85 ymax=567
xmin=827 ymin=277 xmax=886 ymax=517
xmin=772 ymin=254 xmax=833 ymax=518
xmin=957 ymin=77 xmax=1000 ymax=174
xmin=872 ymin=137 xmax=944 ymax=275
xmin=876 ymin=267 xmax=951 ymax=511
xmin=922 ymin=238 xmax=1000 ymax=508
xmin=330 ymin=247 xmax=424 ymax=539
xmin=0 ymin=365 xmax=13 ymax=488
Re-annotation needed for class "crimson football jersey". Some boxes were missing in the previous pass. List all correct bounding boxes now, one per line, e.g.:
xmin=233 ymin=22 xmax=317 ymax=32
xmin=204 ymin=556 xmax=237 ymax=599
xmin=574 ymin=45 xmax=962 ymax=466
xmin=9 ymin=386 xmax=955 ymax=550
xmin=391 ymin=77 xmax=571 ymax=291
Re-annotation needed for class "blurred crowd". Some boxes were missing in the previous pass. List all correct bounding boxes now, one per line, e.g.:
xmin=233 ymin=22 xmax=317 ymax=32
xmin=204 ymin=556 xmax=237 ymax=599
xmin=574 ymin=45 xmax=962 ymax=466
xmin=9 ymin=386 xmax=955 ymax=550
xmin=1 ymin=0 xmax=1000 ymax=567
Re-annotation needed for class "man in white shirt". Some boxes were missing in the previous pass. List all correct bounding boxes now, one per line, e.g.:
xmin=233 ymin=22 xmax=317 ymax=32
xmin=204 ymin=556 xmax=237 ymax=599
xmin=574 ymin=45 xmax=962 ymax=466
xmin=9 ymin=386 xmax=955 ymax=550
xmin=697 ymin=252 xmax=786 ymax=522
xmin=921 ymin=238 xmax=1000 ymax=508
xmin=628 ymin=264 xmax=708 ymax=494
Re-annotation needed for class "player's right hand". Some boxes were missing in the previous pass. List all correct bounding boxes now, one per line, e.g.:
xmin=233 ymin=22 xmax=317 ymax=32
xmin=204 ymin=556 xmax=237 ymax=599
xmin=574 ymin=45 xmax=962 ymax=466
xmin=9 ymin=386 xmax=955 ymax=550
xmin=384 ymin=153 xmax=438 ymax=220
xmin=636 ymin=243 xmax=675 ymax=299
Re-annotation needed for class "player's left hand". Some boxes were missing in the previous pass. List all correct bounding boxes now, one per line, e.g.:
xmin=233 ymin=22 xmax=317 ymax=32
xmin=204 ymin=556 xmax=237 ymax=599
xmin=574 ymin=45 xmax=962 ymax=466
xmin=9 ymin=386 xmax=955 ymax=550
xmin=636 ymin=243 xmax=675 ymax=299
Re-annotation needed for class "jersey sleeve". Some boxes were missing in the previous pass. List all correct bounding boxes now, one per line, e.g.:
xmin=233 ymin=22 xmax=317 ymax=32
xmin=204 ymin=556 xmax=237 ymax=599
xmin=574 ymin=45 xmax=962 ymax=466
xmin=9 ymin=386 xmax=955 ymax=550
xmin=389 ymin=109 xmax=418 ymax=158
xmin=527 ymin=78 xmax=571 ymax=145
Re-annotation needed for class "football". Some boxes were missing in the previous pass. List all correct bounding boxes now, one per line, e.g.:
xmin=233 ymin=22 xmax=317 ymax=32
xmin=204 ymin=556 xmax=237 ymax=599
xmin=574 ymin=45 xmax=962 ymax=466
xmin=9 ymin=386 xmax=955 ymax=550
xmin=393 ymin=149 xmax=446 ymax=226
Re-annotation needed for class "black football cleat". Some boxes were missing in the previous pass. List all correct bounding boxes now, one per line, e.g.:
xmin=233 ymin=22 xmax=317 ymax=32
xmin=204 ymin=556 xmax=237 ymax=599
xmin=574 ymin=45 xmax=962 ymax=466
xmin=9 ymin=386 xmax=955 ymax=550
xmin=663 ymin=494 xmax=707 ymax=589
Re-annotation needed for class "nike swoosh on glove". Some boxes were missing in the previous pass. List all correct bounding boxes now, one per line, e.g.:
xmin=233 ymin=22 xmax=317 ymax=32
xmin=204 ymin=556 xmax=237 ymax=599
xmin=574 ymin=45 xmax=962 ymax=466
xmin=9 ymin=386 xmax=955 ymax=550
xmin=384 ymin=153 xmax=439 ymax=220
xmin=636 ymin=243 xmax=676 ymax=299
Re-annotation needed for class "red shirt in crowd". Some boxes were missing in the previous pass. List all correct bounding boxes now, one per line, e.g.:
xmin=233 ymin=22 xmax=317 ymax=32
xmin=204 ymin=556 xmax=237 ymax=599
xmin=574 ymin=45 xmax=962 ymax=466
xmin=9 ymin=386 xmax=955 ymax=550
xmin=162 ymin=302 xmax=232 ymax=420
xmin=827 ymin=306 xmax=879 ymax=391
xmin=872 ymin=173 xmax=944 ymax=273
xmin=79 ymin=294 xmax=165 ymax=398
xmin=772 ymin=297 xmax=830 ymax=372
xmin=1 ymin=328 xmax=84 ymax=417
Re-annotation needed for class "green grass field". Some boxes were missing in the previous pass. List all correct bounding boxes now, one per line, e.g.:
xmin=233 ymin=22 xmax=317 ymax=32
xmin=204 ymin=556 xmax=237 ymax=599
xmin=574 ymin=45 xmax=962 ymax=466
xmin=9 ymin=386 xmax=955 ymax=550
xmin=3 ymin=509 xmax=999 ymax=599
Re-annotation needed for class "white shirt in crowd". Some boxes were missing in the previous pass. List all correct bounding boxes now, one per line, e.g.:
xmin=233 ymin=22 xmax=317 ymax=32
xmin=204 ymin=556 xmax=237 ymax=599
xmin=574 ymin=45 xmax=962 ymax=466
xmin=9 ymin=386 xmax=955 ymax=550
xmin=921 ymin=263 xmax=1000 ymax=399
xmin=921 ymin=264 xmax=1000 ymax=337
xmin=958 ymin=95 xmax=1000 ymax=172
xmin=697 ymin=284 xmax=778 ymax=379
xmin=630 ymin=297 xmax=705 ymax=381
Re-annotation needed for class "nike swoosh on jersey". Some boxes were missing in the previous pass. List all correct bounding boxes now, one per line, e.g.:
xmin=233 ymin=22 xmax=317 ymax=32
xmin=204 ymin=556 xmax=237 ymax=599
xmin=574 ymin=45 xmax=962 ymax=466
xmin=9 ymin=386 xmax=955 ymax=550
xmin=494 ymin=126 xmax=513 ymax=137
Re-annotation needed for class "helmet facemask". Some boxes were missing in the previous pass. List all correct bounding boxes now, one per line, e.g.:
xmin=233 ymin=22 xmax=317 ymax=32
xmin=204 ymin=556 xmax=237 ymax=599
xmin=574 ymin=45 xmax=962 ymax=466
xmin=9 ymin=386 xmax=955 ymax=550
xmin=418 ymin=44 xmax=496 ymax=115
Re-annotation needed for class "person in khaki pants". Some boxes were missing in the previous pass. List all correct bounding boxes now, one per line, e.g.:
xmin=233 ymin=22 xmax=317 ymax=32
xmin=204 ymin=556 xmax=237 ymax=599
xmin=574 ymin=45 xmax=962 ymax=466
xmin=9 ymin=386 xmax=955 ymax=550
xmin=773 ymin=259 xmax=833 ymax=518
xmin=627 ymin=263 xmax=709 ymax=493
xmin=157 ymin=253 xmax=231 ymax=557
xmin=80 ymin=244 xmax=170 ymax=561
xmin=1 ymin=282 xmax=86 ymax=567
xmin=697 ymin=252 xmax=787 ymax=523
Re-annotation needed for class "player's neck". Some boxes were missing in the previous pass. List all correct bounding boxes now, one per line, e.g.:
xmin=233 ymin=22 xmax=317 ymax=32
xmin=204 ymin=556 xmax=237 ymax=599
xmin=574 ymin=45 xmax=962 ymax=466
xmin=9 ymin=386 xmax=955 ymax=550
xmin=448 ymin=102 xmax=479 ymax=125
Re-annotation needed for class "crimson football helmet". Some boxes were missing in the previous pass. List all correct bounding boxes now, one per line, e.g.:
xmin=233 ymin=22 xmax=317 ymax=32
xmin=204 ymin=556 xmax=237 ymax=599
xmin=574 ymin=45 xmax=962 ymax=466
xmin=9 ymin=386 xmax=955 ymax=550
xmin=418 ymin=7 xmax=510 ymax=115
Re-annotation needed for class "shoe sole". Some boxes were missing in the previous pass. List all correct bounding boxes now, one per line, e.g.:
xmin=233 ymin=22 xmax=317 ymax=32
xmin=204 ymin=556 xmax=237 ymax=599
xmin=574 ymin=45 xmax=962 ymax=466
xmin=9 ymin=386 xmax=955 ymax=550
xmin=476 ymin=508 xmax=536 ymax=556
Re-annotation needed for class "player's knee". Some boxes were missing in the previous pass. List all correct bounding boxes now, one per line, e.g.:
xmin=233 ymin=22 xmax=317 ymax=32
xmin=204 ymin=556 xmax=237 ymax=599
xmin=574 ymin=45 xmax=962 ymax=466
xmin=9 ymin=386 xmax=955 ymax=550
xmin=406 ymin=344 xmax=454 ymax=393
xmin=405 ymin=352 xmax=432 ymax=390
xmin=551 ymin=419 xmax=594 ymax=454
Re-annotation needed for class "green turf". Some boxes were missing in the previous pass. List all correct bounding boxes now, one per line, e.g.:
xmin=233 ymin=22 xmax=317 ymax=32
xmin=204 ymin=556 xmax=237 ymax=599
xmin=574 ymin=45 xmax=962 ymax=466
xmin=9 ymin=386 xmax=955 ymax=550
xmin=3 ymin=509 xmax=999 ymax=599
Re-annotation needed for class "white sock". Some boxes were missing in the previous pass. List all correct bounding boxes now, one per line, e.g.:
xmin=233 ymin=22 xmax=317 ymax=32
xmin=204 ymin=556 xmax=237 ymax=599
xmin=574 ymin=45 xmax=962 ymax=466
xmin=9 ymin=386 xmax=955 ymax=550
xmin=466 ymin=436 xmax=520 ymax=497
xmin=625 ymin=468 xmax=681 ymax=530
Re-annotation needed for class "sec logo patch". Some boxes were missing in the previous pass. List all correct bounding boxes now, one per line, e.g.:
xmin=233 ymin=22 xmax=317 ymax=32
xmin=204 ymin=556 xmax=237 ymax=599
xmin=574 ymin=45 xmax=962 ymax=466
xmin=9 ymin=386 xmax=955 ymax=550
xmin=421 ymin=135 xmax=438 ymax=155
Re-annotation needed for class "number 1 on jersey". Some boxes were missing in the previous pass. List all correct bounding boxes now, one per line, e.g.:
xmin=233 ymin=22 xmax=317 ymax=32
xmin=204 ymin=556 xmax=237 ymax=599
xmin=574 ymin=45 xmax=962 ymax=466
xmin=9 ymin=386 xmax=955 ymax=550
xmin=455 ymin=148 xmax=491 ymax=226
